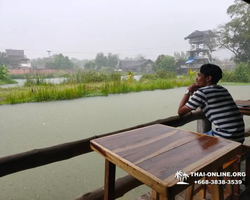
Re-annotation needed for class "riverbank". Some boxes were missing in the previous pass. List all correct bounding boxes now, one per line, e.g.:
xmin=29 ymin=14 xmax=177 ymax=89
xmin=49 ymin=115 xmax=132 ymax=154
xmin=0 ymin=77 xmax=194 ymax=105
xmin=1 ymin=76 xmax=250 ymax=105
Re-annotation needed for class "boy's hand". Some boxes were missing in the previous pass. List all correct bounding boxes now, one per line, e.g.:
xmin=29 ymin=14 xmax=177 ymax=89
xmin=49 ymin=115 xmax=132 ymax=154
xmin=188 ymin=83 xmax=200 ymax=94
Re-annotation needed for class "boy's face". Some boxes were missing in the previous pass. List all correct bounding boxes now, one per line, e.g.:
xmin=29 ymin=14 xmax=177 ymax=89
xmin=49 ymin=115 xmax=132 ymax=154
xmin=195 ymin=71 xmax=211 ymax=87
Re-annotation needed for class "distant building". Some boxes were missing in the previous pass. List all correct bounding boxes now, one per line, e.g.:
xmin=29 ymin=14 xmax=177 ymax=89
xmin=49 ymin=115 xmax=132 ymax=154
xmin=5 ymin=49 xmax=31 ymax=69
xmin=116 ymin=59 xmax=154 ymax=73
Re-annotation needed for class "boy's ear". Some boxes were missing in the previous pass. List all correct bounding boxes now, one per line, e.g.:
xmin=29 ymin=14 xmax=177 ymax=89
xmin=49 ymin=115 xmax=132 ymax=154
xmin=206 ymin=75 xmax=212 ymax=83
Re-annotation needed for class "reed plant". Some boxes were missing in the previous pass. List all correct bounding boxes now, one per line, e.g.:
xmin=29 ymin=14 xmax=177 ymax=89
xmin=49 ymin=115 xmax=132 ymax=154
xmin=64 ymin=70 xmax=121 ymax=84
xmin=2 ymin=76 xmax=194 ymax=105
xmin=100 ymin=78 xmax=193 ymax=95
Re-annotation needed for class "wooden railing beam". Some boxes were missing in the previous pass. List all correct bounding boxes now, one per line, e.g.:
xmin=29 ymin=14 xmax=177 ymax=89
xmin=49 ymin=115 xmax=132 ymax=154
xmin=0 ymin=111 xmax=205 ymax=178
xmin=74 ymin=174 xmax=142 ymax=200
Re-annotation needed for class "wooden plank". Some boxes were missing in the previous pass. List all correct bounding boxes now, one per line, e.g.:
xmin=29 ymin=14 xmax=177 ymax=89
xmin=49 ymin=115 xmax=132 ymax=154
xmin=235 ymin=100 xmax=250 ymax=107
xmin=133 ymin=132 xmax=202 ymax=165
xmin=235 ymin=100 xmax=250 ymax=116
xmin=137 ymin=136 xmax=222 ymax=180
xmin=97 ymin=126 xmax=177 ymax=152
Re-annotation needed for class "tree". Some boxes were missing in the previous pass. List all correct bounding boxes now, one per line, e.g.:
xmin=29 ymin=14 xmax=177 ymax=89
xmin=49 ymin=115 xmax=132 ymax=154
xmin=32 ymin=57 xmax=51 ymax=68
xmin=0 ymin=51 xmax=19 ymax=68
xmin=173 ymin=51 xmax=189 ymax=60
xmin=0 ymin=65 xmax=8 ymax=79
xmin=107 ymin=53 xmax=119 ymax=68
xmin=134 ymin=54 xmax=145 ymax=61
xmin=70 ymin=58 xmax=90 ymax=69
xmin=214 ymin=0 xmax=250 ymax=63
xmin=0 ymin=52 xmax=9 ymax=66
xmin=84 ymin=60 xmax=96 ymax=70
xmin=42 ymin=54 xmax=74 ymax=69
xmin=174 ymin=51 xmax=189 ymax=72
xmin=52 ymin=54 xmax=74 ymax=69
xmin=95 ymin=52 xmax=107 ymax=69
xmin=154 ymin=55 xmax=176 ymax=72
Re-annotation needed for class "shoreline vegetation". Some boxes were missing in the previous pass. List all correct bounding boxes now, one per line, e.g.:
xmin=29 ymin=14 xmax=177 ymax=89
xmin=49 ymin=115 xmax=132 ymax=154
xmin=0 ymin=69 xmax=250 ymax=105
xmin=0 ymin=78 xmax=17 ymax=85
xmin=0 ymin=71 xmax=195 ymax=105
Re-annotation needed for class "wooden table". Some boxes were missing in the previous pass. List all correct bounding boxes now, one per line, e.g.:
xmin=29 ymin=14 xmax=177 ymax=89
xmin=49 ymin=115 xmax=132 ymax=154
xmin=90 ymin=124 xmax=242 ymax=200
xmin=236 ymin=100 xmax=250 ymax=116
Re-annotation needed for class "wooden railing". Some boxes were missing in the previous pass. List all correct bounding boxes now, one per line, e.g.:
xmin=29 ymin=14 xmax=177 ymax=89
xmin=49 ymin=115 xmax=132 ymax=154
xmin=0 ymin=111 xmax=249 ymax=200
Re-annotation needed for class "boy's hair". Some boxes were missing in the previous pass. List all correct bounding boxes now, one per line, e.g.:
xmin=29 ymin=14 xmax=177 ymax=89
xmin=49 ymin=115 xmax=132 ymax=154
xmin=200 ymin=63 xmax=222 ymax=84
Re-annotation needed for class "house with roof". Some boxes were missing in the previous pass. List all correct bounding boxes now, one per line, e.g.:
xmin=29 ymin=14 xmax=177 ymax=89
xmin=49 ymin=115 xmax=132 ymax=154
xmin=116 ymin=59 xmax=154 ymax=73
xmin=5 ymin=49 xmax=32 ymax=69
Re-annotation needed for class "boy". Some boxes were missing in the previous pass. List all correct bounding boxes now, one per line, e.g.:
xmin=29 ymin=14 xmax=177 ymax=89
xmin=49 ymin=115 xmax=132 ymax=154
xmin=178 ymin=63 xmax=245 ymax=143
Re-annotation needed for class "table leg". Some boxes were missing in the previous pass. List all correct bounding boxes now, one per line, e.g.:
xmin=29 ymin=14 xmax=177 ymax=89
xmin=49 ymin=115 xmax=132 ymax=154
xmin=152 ymin=189 xmax=176 ymax=200
xmin=104 ymin=159 xmax=116 ymax=200
xmin=246 ymin=157 xmax=250 ymax=186
xmin=211 ymin=167 xmax=224 ymax=200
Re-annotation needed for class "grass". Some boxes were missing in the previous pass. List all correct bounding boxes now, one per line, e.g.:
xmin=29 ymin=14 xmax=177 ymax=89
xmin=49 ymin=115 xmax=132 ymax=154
xmin=220 ymin=82 xmax=250 ymax=86
xmin=0 ymin=77 xmax=194 ymax=105
xmin=2 ymin=74 xmax=250 ymax=105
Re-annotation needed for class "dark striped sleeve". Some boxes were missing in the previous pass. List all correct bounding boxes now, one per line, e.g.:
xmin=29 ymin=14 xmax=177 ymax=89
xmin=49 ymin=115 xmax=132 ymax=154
xmin=186 ymin=90 xmax=206 ymax=110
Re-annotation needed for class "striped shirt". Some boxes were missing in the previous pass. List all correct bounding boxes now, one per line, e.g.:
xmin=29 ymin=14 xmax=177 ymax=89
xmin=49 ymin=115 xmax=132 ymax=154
xmin=186 ymin=85 xmax=245 ymax=142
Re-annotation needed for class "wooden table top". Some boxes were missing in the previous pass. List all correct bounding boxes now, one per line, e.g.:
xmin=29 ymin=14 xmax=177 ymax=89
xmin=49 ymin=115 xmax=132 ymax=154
xmin=90 ymin=124 xmax=242 ymax=197
xmin=235 ymin=100 xmax=250 ymax=116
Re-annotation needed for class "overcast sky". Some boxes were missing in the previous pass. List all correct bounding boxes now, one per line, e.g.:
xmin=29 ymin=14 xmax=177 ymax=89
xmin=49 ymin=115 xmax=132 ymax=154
xmin=0 ymin=0 xmax=235 ymax=61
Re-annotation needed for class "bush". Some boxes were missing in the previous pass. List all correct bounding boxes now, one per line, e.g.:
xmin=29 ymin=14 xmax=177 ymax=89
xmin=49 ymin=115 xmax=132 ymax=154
xmin=140 ymin=74 xmax=158 ymax=81
xmin=65 ymin=70 xmax=122 ymax=84
xmin=234 ymin=63 xmax=250 ymax=82
xmin=221 ymin=70 xmax=238 ymax=82
xmin=221 ymin=63 xmax=250 ymax=82
xmin=0 ymin=64 xmax=17 ymax=84
xmin=156 ymin=70 xmax=176 ymax=79
xmin=0 ymin=65 xmax=8 ymax=79
xmin=110 ymin=72 xmax=121 ymax=81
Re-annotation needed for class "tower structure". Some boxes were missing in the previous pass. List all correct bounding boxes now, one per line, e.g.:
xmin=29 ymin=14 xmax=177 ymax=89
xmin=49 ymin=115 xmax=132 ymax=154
xmin=181 ymin=30 xmax=215 ymax=69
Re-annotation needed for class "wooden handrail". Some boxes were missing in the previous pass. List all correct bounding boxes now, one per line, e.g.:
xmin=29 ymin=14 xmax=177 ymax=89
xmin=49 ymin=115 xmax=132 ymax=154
xmin=74 ymin=174 xmax=142 ymax=200
xmin=0 ymin=111 xmax=205 ymax=178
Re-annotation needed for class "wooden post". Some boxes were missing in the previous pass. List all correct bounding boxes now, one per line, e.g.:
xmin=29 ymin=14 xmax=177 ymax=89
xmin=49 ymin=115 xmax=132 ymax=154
xmin=104 ymin=160 xmax=116 ymax=200
xmin=197 ymin=116 xmax=211 ymax=133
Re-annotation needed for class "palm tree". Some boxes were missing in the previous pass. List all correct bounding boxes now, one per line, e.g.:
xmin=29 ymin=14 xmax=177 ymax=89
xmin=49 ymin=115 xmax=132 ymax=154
xmin=175 ymin=170 xmax=189 ymax=184
xmin=174 ymin=170 xmax=183 ymax=181
xmin=182 ymin=173 xmax=189 ymax=182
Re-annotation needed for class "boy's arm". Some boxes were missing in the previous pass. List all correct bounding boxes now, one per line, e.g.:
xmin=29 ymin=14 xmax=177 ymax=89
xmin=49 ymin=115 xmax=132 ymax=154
xmin=178 ymin=92 xmax=192 ymax=116
xmin=178 ymin=83 xmax=199 ymax=116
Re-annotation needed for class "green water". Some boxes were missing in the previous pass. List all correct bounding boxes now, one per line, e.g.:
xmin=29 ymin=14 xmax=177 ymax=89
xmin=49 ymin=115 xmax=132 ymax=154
xmin=0 ymin=85 xmax=249 ymax=200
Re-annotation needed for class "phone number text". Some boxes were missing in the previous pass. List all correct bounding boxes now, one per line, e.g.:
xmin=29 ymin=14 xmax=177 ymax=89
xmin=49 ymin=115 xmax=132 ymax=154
xmin=194 ymin=179 xmax=242 ymax=185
